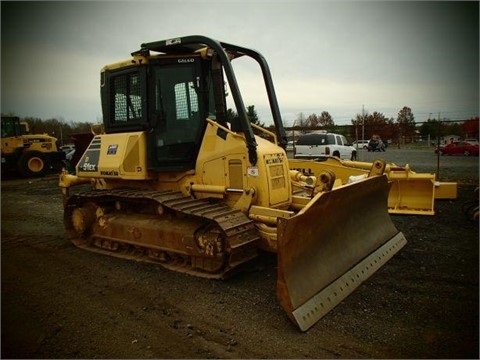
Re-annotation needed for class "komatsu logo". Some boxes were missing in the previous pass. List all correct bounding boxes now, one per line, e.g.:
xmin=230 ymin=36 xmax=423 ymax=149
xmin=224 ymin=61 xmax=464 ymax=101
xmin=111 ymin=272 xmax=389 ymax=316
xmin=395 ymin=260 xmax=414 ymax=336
xmin=100 ymin=170 xmax=119 ymax=176
xmin=265 ymin=157 xmax=284 ymax=165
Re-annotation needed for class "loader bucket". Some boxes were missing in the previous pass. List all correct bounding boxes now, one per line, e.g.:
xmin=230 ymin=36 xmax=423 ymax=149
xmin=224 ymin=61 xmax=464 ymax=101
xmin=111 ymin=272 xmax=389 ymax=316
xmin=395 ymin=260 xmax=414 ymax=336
xmin=388 ymin=174 xmax=435 ymax=215
xmin=276 ymin=174 xmax=407 ymax=331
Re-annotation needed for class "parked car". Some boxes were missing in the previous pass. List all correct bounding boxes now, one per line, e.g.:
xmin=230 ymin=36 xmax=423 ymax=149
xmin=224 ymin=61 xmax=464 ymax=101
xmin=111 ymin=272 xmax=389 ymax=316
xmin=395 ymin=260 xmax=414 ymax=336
xmin=286 ymin=141 xmax=295 ymax=151
xmin=60 ymin=144 xmax=75 ymax=153
xmin=435 ymin=141 xmax=479 ymax=156
xmin=367 ymin=139 xmax=386 ymax=152
xmin=367 ymin=135 xmax=387 ymax=152
xmin=352 ymin=140 xmax=370 ymax=150
xmin=465 ymin=138 xmax=479 ymax=145
xmin=294 ymin=132 xmax=357 ymax=160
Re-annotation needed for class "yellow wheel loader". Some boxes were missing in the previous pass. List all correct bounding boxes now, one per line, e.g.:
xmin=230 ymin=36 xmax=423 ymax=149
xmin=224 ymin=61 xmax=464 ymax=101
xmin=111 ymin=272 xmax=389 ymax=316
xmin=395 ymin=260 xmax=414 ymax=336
xmin=1 ymin=116 xmax=66 ymax=177
xmin=59 ymin=35 xmax=407 ymax=331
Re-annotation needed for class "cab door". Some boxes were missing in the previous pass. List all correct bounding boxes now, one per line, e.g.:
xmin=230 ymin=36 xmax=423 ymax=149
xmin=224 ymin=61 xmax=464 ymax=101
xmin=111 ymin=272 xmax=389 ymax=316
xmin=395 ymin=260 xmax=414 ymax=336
xmin=147 ymin=57 xmax=209 ymax=171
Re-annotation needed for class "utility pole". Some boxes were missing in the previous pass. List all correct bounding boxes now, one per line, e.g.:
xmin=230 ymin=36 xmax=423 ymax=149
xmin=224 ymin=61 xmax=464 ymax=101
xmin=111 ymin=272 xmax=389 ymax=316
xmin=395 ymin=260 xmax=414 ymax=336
xmin=362 ymin=104 xmax=365 ymax=142
xmin=59 ymin=124 xmax=63 ymax=146
xmin=436 ymin=112 xmax=441 ymax=181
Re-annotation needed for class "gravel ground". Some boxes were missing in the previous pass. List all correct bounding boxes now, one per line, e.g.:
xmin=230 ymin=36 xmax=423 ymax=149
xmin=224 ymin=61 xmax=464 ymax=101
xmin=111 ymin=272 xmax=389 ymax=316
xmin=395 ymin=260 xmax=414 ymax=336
xmin=1 ymin=148 xmax=478 ymax=359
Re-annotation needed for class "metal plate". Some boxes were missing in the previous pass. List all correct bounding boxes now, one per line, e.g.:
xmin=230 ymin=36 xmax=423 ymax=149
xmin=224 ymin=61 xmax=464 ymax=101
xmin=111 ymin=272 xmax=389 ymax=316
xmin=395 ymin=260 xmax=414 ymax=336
xmin=292 ymin=232 xmax=407 ymax=331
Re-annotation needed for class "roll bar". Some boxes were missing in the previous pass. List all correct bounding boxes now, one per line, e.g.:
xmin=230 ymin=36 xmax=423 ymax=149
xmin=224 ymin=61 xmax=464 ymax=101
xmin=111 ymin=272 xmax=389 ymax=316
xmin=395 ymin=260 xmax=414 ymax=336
xmin=140 ymin=35 xmax=288 ymax=165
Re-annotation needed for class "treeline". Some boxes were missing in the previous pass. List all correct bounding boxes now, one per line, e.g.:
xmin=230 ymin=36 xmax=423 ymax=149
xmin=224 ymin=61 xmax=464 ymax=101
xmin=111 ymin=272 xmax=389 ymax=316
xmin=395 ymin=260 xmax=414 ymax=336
xmin=418 ymin=117 xmax=479 ymax=140
xmin=1 ymin=115 xmax=97 ymax=145
xmin=4 ymin=107 xmax=478 ymax=145
xmin=287 ymin=106 xmax=479 ymax=142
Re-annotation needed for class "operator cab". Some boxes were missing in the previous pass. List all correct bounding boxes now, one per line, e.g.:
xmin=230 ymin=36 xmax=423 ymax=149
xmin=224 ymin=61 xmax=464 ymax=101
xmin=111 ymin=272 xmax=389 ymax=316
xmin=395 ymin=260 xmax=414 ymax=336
xmin=100 ymin=36 xmax=288 ymax=171
xmin=101 ymin=51 xmax=222 ymax=172
xmin=1 ymin=116 xmax=25 ymax=138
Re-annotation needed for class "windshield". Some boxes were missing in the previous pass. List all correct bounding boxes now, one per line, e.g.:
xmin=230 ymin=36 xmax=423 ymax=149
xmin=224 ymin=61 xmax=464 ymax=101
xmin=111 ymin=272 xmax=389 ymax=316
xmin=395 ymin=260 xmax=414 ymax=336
xmin=112 ymin=73 xmax=143 ymax=123
xmin=297 ymin=134 xmax=336 ymax=145
xmin=1 ymin=117 xmax=23 ymax=138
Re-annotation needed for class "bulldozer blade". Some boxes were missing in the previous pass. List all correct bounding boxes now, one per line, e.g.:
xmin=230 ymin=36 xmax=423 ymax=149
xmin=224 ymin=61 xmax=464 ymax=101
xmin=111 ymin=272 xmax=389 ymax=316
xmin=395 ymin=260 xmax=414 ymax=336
xmin=276 ymin=174 xmax=407 ymax=331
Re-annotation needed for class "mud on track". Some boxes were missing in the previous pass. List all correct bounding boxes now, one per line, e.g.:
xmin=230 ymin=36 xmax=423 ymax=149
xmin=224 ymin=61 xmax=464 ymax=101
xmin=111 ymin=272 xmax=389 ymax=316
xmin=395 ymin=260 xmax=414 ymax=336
xmin=1 ymin=149 xmax=478 ymax=358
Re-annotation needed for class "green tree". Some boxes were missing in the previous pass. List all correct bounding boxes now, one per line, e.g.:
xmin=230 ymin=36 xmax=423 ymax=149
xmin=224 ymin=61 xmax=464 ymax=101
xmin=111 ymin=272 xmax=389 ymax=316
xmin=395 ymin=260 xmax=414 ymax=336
xmin=368 ymin=111 xmax=389 ymax=136
xmin=351 ymin=112 xmax=367 ymax=140
xmin=246 ymin=105 xmax=264 ymax=127
xmin=419 ymin=118 xmax=439 ymax=139
xmin=396 ymin=106 xmax=416 ymax=143
xmin=461 ymin=117 xmax=479 ymax=139
xmin=350 ymin=111 xmax=390 ymax=140
xmin=319 ymin=111 xmax=334 ymax=128
xmin=444 ymin=122 xmax=462 ymax=137
xmin=21 ymin=117 xmax=96 ymax=144
xmin=226 ymin=105 xmax=264 ymax=134
xmin=23 ymin=117 xmax=45 ymax=134
xmin=226 ymin=108 xmax=238 ymax=124
xmin=383 ymin=118 xmax=396 ymax=142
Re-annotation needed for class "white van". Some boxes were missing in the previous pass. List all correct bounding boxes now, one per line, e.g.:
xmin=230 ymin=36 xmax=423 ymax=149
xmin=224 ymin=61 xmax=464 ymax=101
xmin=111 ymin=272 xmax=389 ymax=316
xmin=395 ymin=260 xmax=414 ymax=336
xmin=294 ymin=133 xmax=357 ymax=160
xmin=352 ymin=140 xmax=370 ymax=150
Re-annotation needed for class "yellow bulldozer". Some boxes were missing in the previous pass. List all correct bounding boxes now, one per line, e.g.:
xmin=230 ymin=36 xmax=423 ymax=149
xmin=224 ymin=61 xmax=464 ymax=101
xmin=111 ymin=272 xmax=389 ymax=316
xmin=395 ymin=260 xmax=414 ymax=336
xmin=1 ymin=116 xmax=65 ymax=177
xmin=59 ymin=35 xmax=407 ymax=331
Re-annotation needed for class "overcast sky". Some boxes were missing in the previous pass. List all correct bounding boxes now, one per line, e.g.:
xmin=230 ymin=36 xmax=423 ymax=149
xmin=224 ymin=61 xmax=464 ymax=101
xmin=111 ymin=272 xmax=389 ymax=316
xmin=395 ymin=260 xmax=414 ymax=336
xmin=2 ymin=1 xmax=479 ymax=126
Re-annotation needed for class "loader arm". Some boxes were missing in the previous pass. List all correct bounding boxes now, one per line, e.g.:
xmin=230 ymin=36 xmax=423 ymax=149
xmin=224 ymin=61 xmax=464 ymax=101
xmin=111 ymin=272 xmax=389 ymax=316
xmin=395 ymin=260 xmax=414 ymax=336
xmin=289 ymin=157 xmax=457 ymax=215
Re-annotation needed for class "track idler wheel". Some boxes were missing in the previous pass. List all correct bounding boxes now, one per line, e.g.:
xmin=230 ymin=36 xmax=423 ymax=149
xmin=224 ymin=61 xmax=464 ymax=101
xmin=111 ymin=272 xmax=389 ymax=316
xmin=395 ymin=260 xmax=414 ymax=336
xmin=193 ymin=225 xmax=226 ymax=273
xmin=71 ymin=202 xmax=98 ymax=235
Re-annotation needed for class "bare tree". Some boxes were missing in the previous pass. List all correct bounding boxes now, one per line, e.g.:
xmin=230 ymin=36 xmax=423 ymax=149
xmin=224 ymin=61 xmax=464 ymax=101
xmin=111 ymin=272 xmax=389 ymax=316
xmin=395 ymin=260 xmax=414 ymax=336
xmin=294 ymin=112 xmax=309 ymax=133
xmin=306 ymin=113 xmax=319 ymax=127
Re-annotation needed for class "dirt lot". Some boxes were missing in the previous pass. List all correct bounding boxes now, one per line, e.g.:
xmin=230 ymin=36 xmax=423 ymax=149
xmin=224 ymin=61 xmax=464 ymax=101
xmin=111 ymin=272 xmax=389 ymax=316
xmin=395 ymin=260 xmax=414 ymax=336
xmin=1 ymin=148 xmax=479 ymax=359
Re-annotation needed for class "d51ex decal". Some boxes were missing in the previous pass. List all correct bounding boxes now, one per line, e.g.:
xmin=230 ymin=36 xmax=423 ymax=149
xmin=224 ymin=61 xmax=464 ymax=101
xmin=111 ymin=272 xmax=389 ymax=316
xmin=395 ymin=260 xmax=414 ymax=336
xmin=78 ymin=151 xmax=99 ymax=172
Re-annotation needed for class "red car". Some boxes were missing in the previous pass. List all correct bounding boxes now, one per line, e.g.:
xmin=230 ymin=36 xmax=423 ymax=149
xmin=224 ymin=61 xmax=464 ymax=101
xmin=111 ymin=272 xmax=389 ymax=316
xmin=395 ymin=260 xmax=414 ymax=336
xmin=435 ymin=141 xmax=479 ymax=156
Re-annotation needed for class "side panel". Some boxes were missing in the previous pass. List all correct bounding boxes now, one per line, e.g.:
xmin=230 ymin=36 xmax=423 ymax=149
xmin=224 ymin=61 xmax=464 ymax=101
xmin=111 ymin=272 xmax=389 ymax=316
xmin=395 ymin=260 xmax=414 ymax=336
xmin=1 ymin=137 xmax=24 ymax=155
xmin=196 ymin=121 xmax=291 ymax=208
xmin=76 ymin=132 xmax=151 ymax=180
xmin=263 ymin=152 xmax=290 ymax=207
xmin=22 ymin=135 xmax=58 ymax=152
